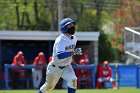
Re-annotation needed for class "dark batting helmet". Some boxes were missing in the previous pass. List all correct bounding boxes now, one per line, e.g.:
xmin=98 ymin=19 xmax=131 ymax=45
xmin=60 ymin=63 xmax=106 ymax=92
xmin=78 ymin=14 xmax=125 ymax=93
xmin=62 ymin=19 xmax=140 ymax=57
xmin=60 ymin=18 xmax=76 ymax=33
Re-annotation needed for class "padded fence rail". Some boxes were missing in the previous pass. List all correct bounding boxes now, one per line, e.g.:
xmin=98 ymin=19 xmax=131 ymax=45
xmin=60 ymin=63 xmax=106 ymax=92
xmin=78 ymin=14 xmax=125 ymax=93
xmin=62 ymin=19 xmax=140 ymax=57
xmin=118 ymin=65 xmax=137 ymax=87
xmin=4 ymin=64 xmax=95 ymax=90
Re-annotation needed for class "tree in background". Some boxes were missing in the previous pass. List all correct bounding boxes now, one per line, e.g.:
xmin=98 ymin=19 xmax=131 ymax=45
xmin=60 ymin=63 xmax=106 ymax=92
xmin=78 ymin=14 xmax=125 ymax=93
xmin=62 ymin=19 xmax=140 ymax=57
xmin=102 ymin=0 xmax=140 ymax=62
xmin=0 ymin=0 xmax=58 ymax=30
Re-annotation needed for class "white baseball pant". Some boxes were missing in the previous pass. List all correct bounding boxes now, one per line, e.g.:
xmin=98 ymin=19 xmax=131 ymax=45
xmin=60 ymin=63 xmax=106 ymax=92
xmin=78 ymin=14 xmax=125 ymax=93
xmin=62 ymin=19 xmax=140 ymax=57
xmin=40 ymin=64 xmax=77 ymax=93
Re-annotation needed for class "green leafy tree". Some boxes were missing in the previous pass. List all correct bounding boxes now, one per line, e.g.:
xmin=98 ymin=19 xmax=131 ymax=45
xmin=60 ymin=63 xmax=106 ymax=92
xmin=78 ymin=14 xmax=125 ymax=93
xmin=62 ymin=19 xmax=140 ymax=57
xmin=77 ymin=9 xmax=98 ymax=31
xmin=99 ymin=0 xmax=140 ymax=62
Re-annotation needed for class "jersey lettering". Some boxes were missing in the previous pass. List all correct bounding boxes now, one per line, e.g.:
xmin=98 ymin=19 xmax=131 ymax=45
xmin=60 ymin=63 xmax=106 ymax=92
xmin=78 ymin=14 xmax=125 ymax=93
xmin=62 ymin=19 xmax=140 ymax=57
xmin=103 ymin=71 xmax=109 ymax=75
xmin=65 ymin=45 xmax=75 ymax=50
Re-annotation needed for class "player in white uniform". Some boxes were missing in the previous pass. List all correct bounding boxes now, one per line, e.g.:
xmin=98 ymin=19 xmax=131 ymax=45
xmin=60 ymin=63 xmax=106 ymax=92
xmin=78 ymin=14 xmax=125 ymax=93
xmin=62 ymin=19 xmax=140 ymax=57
xmin=38 ymin=18 xmax=82 ymax=93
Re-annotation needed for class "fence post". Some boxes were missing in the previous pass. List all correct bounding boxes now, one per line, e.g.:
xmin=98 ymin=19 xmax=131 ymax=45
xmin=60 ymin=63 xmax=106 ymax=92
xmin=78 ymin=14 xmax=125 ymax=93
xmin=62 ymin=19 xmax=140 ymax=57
xmin=115 ymin=63 xmax=119 ymax=89
xmin=137 ymin=65 xmax=140 ymax=88
xmin=4 ymin=64 xmax=9 ymax=89
xmin=91 ymin=66 xmax=95 ymax=88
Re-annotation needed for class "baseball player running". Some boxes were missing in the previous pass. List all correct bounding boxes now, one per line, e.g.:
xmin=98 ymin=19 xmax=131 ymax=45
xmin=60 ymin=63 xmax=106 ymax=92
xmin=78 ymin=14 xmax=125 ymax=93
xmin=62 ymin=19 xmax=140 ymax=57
xmin=38 ymin=18 xmax=82 ymax=93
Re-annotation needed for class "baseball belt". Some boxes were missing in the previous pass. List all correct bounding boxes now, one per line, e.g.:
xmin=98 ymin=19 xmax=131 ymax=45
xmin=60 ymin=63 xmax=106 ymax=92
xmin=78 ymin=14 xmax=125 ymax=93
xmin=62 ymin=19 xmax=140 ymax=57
xmin=52 ymin=64 xmax=65 ymax=69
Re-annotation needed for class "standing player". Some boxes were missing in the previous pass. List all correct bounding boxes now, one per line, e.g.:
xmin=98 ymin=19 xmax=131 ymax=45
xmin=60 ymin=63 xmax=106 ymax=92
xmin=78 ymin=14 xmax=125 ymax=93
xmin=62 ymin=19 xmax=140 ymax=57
xmin=11 ymin=51 xmax=26 ymax=89
xmin=38 ymin=18 xmax=82 ymax=93
xmin=32 ymin=52 xmax=47 ymax=89
xmin=76 ymin=59 xmax=91 ymax=88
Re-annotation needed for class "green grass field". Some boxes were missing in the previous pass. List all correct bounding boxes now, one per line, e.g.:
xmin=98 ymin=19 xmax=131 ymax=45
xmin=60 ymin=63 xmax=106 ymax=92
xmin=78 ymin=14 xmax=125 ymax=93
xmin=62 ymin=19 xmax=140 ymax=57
xmin=0 ymin=87 xmax=140 ymax=93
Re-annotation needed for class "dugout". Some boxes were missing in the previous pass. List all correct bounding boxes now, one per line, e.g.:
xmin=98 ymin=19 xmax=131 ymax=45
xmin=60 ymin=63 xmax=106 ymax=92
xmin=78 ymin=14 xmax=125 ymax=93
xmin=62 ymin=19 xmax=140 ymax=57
xmin=0 ymin=31 xmax=100 ymax=89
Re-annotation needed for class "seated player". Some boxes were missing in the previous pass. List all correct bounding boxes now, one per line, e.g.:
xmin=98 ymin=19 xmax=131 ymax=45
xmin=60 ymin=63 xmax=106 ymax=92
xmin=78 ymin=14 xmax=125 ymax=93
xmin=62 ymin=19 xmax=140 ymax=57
xmin=96 ymin=60 xmax=116 ymax=89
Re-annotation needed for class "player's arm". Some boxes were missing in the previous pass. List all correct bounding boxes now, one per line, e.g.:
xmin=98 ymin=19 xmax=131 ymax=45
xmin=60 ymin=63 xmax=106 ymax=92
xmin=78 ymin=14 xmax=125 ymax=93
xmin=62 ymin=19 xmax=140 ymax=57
xmin=12 ymin=56 xmax=17 ymax=65
xmin=34 ymin=57 xmax=39 ymax=66
xmin=21 ymin=56 xmax=26 ymax=66
xmin=109 ymin=68 xmax=112 ymax=77
xmin=107 ymin=68 xmax=112 ymax=80
xmin=71 ymin=35 xmax=83 ymax=55
xmin=57 ymin=47 xmax=82 ymax=60
xmin=43 ymin=57 xmax=47 ymax=65
xmin=57 ymin=51 xmax=73 ymax=59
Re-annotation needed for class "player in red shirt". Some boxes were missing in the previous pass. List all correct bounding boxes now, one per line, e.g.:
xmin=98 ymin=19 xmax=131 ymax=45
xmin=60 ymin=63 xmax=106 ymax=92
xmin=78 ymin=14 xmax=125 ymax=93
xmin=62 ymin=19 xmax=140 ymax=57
xmin=11 ymin=51 xmax=26 ymax=89
xmin=80 ymin=50 xmax=89 ymax=65
xmin=96 ymin=60 xmax=116 ymax=89
xmin=49 ymin=56 xmax=52 ymax=63
xmin=49 ymin=53 xmax=53 ymax=63
xmin=76 ymin=59 xmax=91 ymax=88
xmin=12 ymin=51 xmax=26 ymax=68
xmin=32 ymin=52 xmax=47 ymax=89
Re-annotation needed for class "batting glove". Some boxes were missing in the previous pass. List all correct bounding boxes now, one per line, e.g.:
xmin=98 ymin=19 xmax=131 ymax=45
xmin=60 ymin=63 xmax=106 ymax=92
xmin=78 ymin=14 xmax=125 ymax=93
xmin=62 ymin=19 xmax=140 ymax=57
xmin=74 ymin=48 xmax=83 ymax=55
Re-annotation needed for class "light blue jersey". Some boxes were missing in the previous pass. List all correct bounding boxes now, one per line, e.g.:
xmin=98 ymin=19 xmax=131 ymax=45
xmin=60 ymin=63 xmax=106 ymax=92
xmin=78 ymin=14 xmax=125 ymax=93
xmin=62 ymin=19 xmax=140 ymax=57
xmin=39 ymin=18 xmax=78 ymax=93
xmin=51 ymin=34 xmax=77 ymax=66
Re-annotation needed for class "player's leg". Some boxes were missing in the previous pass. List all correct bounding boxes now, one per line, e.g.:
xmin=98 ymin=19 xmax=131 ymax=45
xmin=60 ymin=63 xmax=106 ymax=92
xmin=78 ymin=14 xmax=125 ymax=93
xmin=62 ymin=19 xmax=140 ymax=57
xmin=87 ymin=77 xmax=91 ymax=88
xmin=32 ymin=68 xmax=38 ymax=89
xmin=109 ymin=78 xmax=116 ymax=89
xmin=10 ymin=70 xmax=20 ymax=89
xmin=39 ymin=77 xmax=60 ymax=92
xmin=62 ymin=65 xmax=77 ymax=93
xmin=39 ymin=75 xmax=60 ymax=93
xmin=37 ymin=70 xmax=42 ymax=88
xmin=32 ymin=69 xmax=36 ymax=88
xmin=96 ymin=77 xmax=104 ymax=88
xmin=62 ymin=79 xmax=68 ymax=89
xmin=38 ymin=64 xmax=63 ymax=93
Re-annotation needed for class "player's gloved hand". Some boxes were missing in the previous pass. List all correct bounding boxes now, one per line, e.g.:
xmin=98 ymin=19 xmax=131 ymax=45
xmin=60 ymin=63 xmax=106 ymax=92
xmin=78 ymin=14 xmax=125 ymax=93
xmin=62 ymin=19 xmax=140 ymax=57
xmin=74 ymin=48 xmax=83 ymax=55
